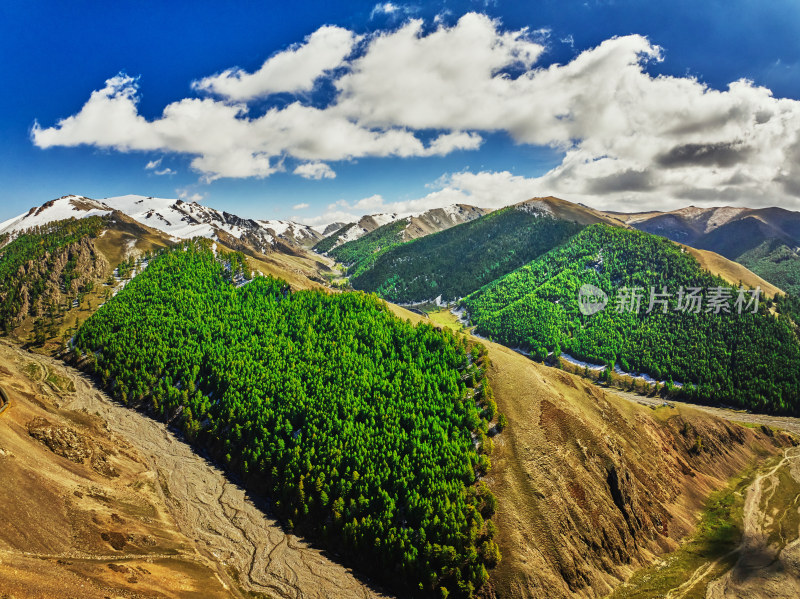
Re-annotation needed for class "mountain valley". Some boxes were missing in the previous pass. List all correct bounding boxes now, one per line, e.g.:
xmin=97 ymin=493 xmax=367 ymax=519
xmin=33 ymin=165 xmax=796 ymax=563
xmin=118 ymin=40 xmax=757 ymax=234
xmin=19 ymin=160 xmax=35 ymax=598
xmin=2 ymin=193 xmax=800 ymax=598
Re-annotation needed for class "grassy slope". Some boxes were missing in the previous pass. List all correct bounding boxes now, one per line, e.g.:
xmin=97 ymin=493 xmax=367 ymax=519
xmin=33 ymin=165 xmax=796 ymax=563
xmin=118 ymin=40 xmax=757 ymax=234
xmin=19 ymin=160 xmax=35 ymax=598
xmin=736 ymin=239 xmax=800 ymax=296
xmin=313 ymin=223 xmax=357 ymax=254
xmin=328 ymin=217 xmax=410 ymax=276
xmin=683 ymin=244 xmax=783 ymax=297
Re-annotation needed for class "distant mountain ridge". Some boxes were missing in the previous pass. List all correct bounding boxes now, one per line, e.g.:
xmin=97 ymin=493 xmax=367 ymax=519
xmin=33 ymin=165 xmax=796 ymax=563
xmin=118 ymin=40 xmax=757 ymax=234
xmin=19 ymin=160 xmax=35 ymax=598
xmin=608 ymin=205 xmax=800 ymax=294
xmin=0 ymin=195 xmax=323 ymax=254
xmin=313 ymin=204 xmax=489 ymax=253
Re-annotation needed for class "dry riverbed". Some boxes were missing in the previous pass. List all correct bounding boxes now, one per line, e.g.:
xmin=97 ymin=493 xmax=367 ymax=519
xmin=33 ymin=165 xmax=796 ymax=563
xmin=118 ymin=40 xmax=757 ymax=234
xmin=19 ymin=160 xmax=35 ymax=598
xmin=0 ymin=340 xmax=389 ymax=599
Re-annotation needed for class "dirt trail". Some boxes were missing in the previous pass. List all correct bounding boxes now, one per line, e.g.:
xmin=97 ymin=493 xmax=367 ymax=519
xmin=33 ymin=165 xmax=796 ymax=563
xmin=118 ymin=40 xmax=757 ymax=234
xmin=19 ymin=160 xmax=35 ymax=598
xmin=607 ymin=388 xmax=800 ymax=437
xmin=2 ymin=342 xmax=389 ymax=599
xmin=704 ymin=446 xmax=800 ymax=598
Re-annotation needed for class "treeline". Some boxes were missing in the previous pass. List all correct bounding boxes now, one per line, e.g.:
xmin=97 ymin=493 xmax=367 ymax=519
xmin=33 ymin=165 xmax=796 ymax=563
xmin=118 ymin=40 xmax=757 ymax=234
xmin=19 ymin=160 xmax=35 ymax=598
xmin=462 ymin=225 xmax=800 ymax=414
xmin=0 ymin=216 xmax=106 ymax=333
xmin=73 ymin=239 xmax=500 ymax=597
xmin=351 ymin=207 xmax=584 ymax=303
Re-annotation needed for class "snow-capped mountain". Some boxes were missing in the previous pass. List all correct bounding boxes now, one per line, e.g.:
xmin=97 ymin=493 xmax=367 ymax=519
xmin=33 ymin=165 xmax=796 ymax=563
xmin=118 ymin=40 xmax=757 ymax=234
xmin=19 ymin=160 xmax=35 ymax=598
xmin=315 ymin=204 xmax=489 ymax=251
xmin=0 ymin=195 xmax=324 ymax=251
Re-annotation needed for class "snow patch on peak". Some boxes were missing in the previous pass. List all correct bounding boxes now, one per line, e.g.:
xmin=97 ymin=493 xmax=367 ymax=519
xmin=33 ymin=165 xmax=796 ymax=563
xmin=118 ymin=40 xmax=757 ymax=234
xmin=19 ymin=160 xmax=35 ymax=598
xmin=0 ymin=195 xmax=112 ymax=235
xmin=516 ymin=200 xmax=554 ymax=216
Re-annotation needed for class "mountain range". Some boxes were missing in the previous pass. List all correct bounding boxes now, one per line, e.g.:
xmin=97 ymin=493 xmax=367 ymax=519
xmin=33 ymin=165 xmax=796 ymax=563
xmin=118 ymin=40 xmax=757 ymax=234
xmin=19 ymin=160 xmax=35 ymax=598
xmin=2 ymin=191 xmax=800 ymax=598
xmin=608 ymin=205 xmax=800 ymax=294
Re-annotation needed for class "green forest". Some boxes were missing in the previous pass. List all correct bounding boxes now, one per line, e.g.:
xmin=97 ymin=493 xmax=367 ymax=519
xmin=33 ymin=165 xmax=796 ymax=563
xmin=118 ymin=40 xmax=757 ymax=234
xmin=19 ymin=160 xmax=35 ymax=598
xmin=0 ymin=216 xmax=105 ymax=332
xmin=313 ymin=222 xmax=357 ymax=254
xmin=73 ymin=239 xmax=500 ymax=597
xmin=328 ymin=217 xmax=410 ymax=277
xmin=462 ymin=225 xmax=800 ymax=414
xmin=737 ymin=239 xmax=800 ymax=296
xmin=350 ymin=207 xmax=584 ymax=303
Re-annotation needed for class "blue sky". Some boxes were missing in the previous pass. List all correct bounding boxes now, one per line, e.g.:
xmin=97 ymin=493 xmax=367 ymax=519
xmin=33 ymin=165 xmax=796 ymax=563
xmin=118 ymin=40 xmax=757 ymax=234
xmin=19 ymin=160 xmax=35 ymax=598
xmin=2 ymin=0 xmax=800 ymax=224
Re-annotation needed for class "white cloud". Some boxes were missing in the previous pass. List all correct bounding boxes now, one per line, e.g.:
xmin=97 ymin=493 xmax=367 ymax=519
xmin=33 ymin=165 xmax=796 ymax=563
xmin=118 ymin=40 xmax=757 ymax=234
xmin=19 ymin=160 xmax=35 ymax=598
xmin=293 ymin=161 xmax=336 ymax=179
xmin=369 ymin=2 xmax=418 ymax=21
xmin=334 ymin=14 xmax=546 ymax=130
xmin=301 ymin=209 xmax=361 ymax=227
xmin=300 ymin=194 xmax=388 ymax=226
xmin=145 ymin=158 xmax=162 ymax=169
xmin=292 ymin=202 xmax=310 ymax=210
xmin=154 ymin=167 xmax=176 ymax=176
xmin=31 ymin=13 xmax=800 ymax=210
xmin=177 ymin=189 xmax=204 ymax=203
xmin=192 ymin=26 xmax=358 ymax=100
xmin=370 ymin=3 xmax=399 ymax=19
xmin=312 ymin=171 xmax=544 ymax=222
xmin=354 ymin=194 xmax=385 ymax=210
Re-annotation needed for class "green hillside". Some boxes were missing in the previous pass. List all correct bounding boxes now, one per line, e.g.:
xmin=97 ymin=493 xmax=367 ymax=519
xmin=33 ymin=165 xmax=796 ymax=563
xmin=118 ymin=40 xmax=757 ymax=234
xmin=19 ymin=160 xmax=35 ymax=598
xmin=350 ymin=206 xmax=584 ymax=303
xmin=329 ymin=217 xmax=410 ymax=276
xmin=312 ymin=222 xmax=357 ymax=254
xmin=73 ymin=239 xmax=500 ymax=597
xmin=737 ymin=239 xmax=800 ymax=296
xmin=462 ymin=225 xmax=800 ymax=414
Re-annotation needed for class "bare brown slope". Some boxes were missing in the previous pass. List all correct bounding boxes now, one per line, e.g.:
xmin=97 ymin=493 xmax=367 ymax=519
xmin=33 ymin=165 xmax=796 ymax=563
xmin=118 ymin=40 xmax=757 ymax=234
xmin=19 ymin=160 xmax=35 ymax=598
xmin=386 ymin=303 xmax=789 ymax=599
xmin=519 ymin=197 xmax=631 ymax=227
xmin=0 ymin=345 xmax=235 ymax=598
xmin=682 ymin=244 xmax=783 ymax=297
xmin=0 ymin=340 xmax=390 ymax=599
xmin=604 ymin=204 xmax=800 ymax=260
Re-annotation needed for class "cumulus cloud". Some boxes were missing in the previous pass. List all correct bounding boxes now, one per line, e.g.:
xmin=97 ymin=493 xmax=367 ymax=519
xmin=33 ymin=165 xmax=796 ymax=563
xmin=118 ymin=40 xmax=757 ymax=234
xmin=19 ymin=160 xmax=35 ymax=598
xmin=31 ymin=12 xmax=800 ymax=210
xmin=145 ymin=158 xmax=162 ymax=169
xmin=298 ymin=174 xmax=544 ymax=227
xmin=192 ymin=26 xmax=358 ymax=100
xmin=292 ymin=202 xmax=310 ymax=210
xmin=177 ymin=188 xmax=204 ymax=203
xmin=294 ymin=162 xmax=336 ymax=179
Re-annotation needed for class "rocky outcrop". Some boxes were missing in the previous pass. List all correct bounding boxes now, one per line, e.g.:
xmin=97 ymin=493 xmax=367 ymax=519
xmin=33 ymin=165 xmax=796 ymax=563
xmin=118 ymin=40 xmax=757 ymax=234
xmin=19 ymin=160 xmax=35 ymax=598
xmin=27 ymin=416 xmax=117 ymax=477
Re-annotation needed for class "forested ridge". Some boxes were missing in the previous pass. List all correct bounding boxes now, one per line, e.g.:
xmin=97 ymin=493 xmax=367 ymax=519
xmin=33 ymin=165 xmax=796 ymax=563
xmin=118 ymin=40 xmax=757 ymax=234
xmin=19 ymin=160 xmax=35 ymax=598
xmin=737 ymin=239 xmax=800 ymax=296
xmin=462 ymin=225 xmax=800 ymax=414
xmin=313 ymin=222 xmax=357 ymax=254
xmin=0 ymin=216 xmax=106 ymax=333
xmin=73 ymin=239 xmax=500 ymax=596
xmin=328 ymin=217 xmax=410 ymax=277
xmin=350 ymin=206 xmax=584 ymax=303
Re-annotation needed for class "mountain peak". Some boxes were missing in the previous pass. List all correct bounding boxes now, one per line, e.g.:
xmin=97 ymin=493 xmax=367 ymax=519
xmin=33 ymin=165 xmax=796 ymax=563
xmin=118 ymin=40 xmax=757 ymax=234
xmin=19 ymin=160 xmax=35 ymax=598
xmin=0 ymin=194 xmax=323 ymax=252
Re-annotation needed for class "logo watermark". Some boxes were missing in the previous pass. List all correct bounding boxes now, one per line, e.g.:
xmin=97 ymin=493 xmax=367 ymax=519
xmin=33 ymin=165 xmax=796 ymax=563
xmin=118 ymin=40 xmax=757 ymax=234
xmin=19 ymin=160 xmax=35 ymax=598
xmin=578 ymin=284 xmax=608 ymax=316
xmin=578 ymin=285 xmax=761 ymax=315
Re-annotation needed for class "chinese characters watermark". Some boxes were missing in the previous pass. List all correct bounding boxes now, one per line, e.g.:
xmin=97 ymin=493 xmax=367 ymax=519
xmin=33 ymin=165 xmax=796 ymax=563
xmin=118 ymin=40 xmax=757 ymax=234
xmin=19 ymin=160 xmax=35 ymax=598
xmin=579 ymin=285 xmax=761 ymax=315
